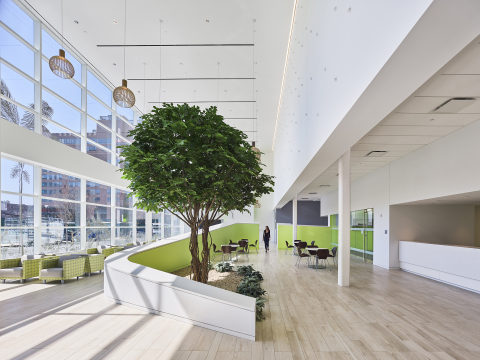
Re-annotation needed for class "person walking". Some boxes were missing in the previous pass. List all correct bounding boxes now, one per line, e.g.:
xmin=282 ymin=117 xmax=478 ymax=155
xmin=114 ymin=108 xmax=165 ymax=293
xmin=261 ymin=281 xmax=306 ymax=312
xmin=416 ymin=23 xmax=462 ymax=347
xmin=263 ymin=226 xmax=271 ymax=252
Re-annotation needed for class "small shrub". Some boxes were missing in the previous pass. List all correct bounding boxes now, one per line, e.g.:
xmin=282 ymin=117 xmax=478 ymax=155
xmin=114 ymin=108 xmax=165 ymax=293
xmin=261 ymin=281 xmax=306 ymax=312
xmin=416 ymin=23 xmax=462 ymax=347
xmin=214 ymin=262 xmax=233 ymax=273
xmin=256 ymin=298 xmax=266 ymax=321
xmin=236 ymin=277 xmax=266 ymax=298
xmin=237 ymin=265 xmax=255 ymax=276
xmin=237 ymin=265 xmax=263 ymax=282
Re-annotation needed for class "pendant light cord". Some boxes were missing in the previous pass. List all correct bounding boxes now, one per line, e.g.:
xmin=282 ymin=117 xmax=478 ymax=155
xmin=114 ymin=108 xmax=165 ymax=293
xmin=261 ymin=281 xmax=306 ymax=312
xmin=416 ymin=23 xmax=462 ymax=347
xmin=159 ymin=20 xmax=162 ymax=104
xmin=217 ymin=63 xmax=220 ymax=107
xmin=124 ymin=0 xmax=127 ymax=79
xmin=61 ymin=0 xmax=64 ymax=49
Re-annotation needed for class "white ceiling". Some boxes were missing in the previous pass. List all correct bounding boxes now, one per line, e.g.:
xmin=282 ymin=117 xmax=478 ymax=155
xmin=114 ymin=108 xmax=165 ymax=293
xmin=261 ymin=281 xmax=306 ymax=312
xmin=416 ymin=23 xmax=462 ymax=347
xmin=299 ymin=35 xmax=480 ymax=201
xmin=399 ymin=190 xmax=480 ymax=206
xmin=23 ymin=0 xmax=293 ymax=151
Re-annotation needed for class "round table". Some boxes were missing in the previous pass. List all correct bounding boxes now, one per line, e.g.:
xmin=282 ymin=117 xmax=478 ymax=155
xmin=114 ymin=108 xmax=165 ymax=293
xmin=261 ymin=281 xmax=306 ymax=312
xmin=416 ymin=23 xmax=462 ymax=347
xmin=305 ymin=248 xmax=328 ymax=269
xmin=221 ymin=244 xmax=239 ymax=262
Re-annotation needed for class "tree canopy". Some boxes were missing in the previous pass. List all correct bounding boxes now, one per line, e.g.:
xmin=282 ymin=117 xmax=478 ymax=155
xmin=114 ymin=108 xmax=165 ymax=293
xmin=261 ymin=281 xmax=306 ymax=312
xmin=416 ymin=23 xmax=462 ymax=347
xmin=119 ymin=103 xmax=274 ymax=282
xmin=120 ymin=103 xmax=274 ymax=227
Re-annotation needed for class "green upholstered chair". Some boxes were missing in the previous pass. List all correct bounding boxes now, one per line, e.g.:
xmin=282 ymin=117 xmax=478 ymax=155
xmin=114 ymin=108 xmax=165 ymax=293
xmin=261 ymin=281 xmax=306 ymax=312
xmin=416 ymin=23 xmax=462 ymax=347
xmin=87 ymin=246 xmax=118 ymax=257
xmin=0 ymin=255 xmax=53 ymax=283
xmin=70 ymin=253 xmax=105 ymax=276
xmin=39 ymin=255 xmax=86 ymax=284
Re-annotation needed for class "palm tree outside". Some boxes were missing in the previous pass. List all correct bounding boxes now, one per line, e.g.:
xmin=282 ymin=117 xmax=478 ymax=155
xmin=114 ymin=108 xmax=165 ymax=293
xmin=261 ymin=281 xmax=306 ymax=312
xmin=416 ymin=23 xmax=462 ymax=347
xmin=9 ymin=163 xmax=30 ymax=255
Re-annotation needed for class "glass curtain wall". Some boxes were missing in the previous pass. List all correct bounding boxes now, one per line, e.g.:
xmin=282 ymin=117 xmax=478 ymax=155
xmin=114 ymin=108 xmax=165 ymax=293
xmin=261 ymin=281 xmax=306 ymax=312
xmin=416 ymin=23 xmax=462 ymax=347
xmin=0 ymin=0 xmax=135 ymax=165
xmin=0 ymin=0 xmax=191 ymax=259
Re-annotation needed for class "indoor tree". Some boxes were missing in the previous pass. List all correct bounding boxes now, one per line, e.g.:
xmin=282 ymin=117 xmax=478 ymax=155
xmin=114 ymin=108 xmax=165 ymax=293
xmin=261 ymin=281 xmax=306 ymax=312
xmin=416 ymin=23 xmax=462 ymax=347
xmin=119 ymin=103 xmax=274 ymax=283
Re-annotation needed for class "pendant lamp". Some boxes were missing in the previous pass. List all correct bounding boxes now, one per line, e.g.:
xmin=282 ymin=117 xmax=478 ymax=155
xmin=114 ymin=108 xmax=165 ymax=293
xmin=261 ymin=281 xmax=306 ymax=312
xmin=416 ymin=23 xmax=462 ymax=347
xmin=252 ymin=141 xmax=261 ymax=161
xmin=49 ymin=0 xmax=75 ymax=79
xmin=114 ymin=0 xmax=135 ymax=108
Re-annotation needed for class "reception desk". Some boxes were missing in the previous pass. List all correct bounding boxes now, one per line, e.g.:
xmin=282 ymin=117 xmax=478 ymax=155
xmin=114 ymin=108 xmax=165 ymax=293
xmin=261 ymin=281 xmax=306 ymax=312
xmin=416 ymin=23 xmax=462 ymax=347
xmin=399 ymin=241 xmax=480 ymax=293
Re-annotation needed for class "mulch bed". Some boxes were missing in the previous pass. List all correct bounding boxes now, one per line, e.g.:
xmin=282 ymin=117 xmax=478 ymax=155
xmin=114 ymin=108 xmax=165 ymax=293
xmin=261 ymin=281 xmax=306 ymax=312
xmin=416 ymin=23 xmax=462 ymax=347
xmin=172 ymin=265 xmax=243 ymax=292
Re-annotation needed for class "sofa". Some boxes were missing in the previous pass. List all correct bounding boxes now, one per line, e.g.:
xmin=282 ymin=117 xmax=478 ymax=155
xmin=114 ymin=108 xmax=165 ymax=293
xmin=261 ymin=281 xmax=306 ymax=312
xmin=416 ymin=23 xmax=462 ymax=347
xmin=39 ymin=255 xmax=86 ymax=284
xmin=0 ymin=254 xmax=53 ymax=283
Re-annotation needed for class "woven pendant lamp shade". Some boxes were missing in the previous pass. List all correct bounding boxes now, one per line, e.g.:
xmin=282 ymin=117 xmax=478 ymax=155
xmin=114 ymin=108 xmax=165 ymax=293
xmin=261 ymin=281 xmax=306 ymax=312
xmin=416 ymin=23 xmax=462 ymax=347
xmin=114 ymin=79 xmax=136 ymax=108
xmin=251 ymin=141 xmax=261 ymax=161
xmin=49 ymin=49 xmax=75 ymax=79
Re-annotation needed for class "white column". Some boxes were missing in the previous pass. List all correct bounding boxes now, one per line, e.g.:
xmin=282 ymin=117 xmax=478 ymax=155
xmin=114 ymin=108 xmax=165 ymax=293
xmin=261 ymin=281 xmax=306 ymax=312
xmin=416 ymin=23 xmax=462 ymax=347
xmin=80 ymin=178 xmax=86 ymax=250
xmin=292 ymin=195 xmax=298 ymax=241
xmin=33 ymin=166 xmax=42 ymax=254
xmin=338 ymin=149 xmax=351 ymax=287
xmin=145 ymin=212 xmax=152 ymax=242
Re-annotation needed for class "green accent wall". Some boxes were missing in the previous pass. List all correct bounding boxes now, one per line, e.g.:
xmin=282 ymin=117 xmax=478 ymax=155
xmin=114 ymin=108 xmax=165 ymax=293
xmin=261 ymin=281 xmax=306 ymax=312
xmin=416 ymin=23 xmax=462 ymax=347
xmin=277 ymin=225 xmax=332 ymax=250
xmin=129 ymin=223 xmax=259 ymax=273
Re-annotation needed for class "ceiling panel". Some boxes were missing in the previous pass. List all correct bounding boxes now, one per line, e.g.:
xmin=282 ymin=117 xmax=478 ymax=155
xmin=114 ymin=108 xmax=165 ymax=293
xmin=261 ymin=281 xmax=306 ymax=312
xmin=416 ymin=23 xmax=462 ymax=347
xmin=416 ymin=74 xmax=480 ymax=97
xmin=394 ymin=96 xmax=449 ymax=113
xmin=369 ymin=125 xmax=460 ymax=137
xmin=381 ymin=113 xmax=480 ymax=126
xmin=359 ymin=135 xmax=440 ymax=145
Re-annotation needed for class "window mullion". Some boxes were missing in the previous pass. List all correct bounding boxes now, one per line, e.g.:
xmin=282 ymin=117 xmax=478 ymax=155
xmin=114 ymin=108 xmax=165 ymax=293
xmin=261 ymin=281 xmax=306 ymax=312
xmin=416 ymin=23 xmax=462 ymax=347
xmin=0 ymin=21 xmax=37 ymax=52
xmin=33 ymin=165 xmax=41 ymax=254
xmin=80 ymin=178 xmax=86 ymax=249
xmin=81 ymin=62 xmax=87 ymax=153
xmin=34 ymin=19 xmax=42 ymax=135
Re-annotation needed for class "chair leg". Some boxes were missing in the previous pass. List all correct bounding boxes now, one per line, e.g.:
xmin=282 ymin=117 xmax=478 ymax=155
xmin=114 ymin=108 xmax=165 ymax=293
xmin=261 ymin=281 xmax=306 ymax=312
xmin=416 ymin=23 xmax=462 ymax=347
xmin=61 ymin=280 xmax=64 ymax=284
xmin=20 ymin=279 xmax=24 ymax=284
xmin=43 ymin=280 xmax=46 ymax=284
xmin=1 ymin=279 xmax=5 ymax=284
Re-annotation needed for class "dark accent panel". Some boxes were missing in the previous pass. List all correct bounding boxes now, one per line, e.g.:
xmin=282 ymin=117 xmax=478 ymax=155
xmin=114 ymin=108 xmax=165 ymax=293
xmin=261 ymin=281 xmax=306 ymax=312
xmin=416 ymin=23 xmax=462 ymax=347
xmin=276 ymin=201 xmax=328 ymax=226
xmin=276 ymin=201 xmax=293 ymax=224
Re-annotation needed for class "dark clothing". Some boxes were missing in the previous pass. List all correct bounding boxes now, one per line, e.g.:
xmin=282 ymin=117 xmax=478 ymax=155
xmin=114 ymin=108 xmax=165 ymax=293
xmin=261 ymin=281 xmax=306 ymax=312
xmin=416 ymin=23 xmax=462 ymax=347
xmin=263 ymin=230 xmax=270 ymax=249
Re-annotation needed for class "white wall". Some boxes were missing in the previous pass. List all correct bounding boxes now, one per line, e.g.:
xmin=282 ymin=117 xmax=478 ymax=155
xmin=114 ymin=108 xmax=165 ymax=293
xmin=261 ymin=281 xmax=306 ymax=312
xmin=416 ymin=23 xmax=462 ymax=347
xmin=254 ymin=151 xmax=275 ymax=242
xmin=273 ymin=0 xmax=480 ymax=209
xmin=390 ymin=205 xmax=475 ymax=246
xmin=321 ymin=116 xmax=480 ymax=269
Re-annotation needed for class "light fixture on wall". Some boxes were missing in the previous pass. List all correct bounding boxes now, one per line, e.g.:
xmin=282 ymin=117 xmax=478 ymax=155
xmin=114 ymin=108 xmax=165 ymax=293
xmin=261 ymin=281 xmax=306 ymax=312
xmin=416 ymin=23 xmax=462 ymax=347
xmin=49 ymin=0 xmax=75 ymax=79
xmin=113 ymin=0 xmax=135 ymax=108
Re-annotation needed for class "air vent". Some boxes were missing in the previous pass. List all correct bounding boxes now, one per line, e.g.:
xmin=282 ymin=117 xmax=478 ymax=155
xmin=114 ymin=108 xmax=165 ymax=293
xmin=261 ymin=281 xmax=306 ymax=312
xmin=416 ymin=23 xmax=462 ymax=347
xmin=432 ymin=97 xmax=476 ymax=113
xmin=301 ymin=198 xmax=308 ymax=199
xmin=319 ymin=185 xmax=331 ymax=187
xmin=366 ymin=151 xmax=387 ymax=157
xmin=308 ymin=192 xmax=317 ymax=194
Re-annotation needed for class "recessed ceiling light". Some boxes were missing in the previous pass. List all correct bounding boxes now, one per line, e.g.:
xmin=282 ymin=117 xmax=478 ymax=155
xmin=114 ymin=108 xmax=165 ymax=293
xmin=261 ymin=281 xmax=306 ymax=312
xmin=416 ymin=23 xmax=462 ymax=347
xmin=180 ymin=63 xmax=183 ymax=65
xmin=138 ymin=91 xmax=140 ymax=93
xmin=463 ymin=196 xmax=469 ymax=198
xmin=429 ymin=118 xmax=434 ymax=121
xmin=113 ymin=20 xmax=117 ymax=24
xmin=206 ymin=20 xmax=209 ymax=22
xmin=113 ymin=63 xmax=116 ymax=66
xmin=74 ymin=20 xmax=79 ymax=24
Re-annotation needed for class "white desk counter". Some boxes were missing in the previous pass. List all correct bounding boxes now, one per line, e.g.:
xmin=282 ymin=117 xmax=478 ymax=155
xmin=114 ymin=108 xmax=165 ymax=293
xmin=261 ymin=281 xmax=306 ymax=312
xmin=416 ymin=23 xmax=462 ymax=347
xmin=399 ymin=241 xmax=480 ymax=293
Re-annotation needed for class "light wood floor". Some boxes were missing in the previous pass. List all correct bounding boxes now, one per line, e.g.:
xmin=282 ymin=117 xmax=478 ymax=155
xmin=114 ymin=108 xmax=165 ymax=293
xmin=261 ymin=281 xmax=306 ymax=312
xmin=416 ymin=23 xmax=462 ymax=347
xmin=1 ymin=246 xmax=480 ymax=360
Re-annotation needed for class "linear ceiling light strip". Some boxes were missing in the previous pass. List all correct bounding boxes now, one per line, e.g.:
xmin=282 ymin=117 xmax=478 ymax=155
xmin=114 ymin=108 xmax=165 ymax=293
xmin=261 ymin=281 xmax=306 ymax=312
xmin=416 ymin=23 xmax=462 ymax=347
xmin=272 ymin=0 xmax=298 ymax=151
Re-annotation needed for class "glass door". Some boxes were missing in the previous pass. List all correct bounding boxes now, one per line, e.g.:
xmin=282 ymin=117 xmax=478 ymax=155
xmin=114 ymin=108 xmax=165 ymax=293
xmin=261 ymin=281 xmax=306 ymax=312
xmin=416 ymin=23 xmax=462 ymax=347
xmin=364 ymin=209 xmax=373 ymax=262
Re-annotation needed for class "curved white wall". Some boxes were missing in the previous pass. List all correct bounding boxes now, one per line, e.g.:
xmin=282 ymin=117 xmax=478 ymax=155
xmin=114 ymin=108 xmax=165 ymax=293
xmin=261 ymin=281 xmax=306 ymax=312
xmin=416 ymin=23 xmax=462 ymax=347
xmin=104 ymin=224 xmax=256 ymax=341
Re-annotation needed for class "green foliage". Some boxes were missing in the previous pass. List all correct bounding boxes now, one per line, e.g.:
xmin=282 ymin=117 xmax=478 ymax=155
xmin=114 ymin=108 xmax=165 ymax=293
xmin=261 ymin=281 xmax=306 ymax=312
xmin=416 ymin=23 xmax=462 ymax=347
xmin=256 ymin=298 xmax=266 ymax=321
xmin=237 ymin=265 xmax=263 ymax=282
xmin=236 ymin=277 xmax=266 ymax=298
xmin=214 ymin=262 xmax=233 ymax=273
xmin=118 ymin=103 xmax=275 ymax=222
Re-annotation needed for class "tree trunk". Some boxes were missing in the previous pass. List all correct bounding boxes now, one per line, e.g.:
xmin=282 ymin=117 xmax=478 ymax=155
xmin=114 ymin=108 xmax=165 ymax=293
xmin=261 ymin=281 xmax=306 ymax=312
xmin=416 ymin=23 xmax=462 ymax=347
xmin=199 ymin=222 xmax=211 ymax=283
xmin=189 ymin=226 xmax=202 ymax=282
